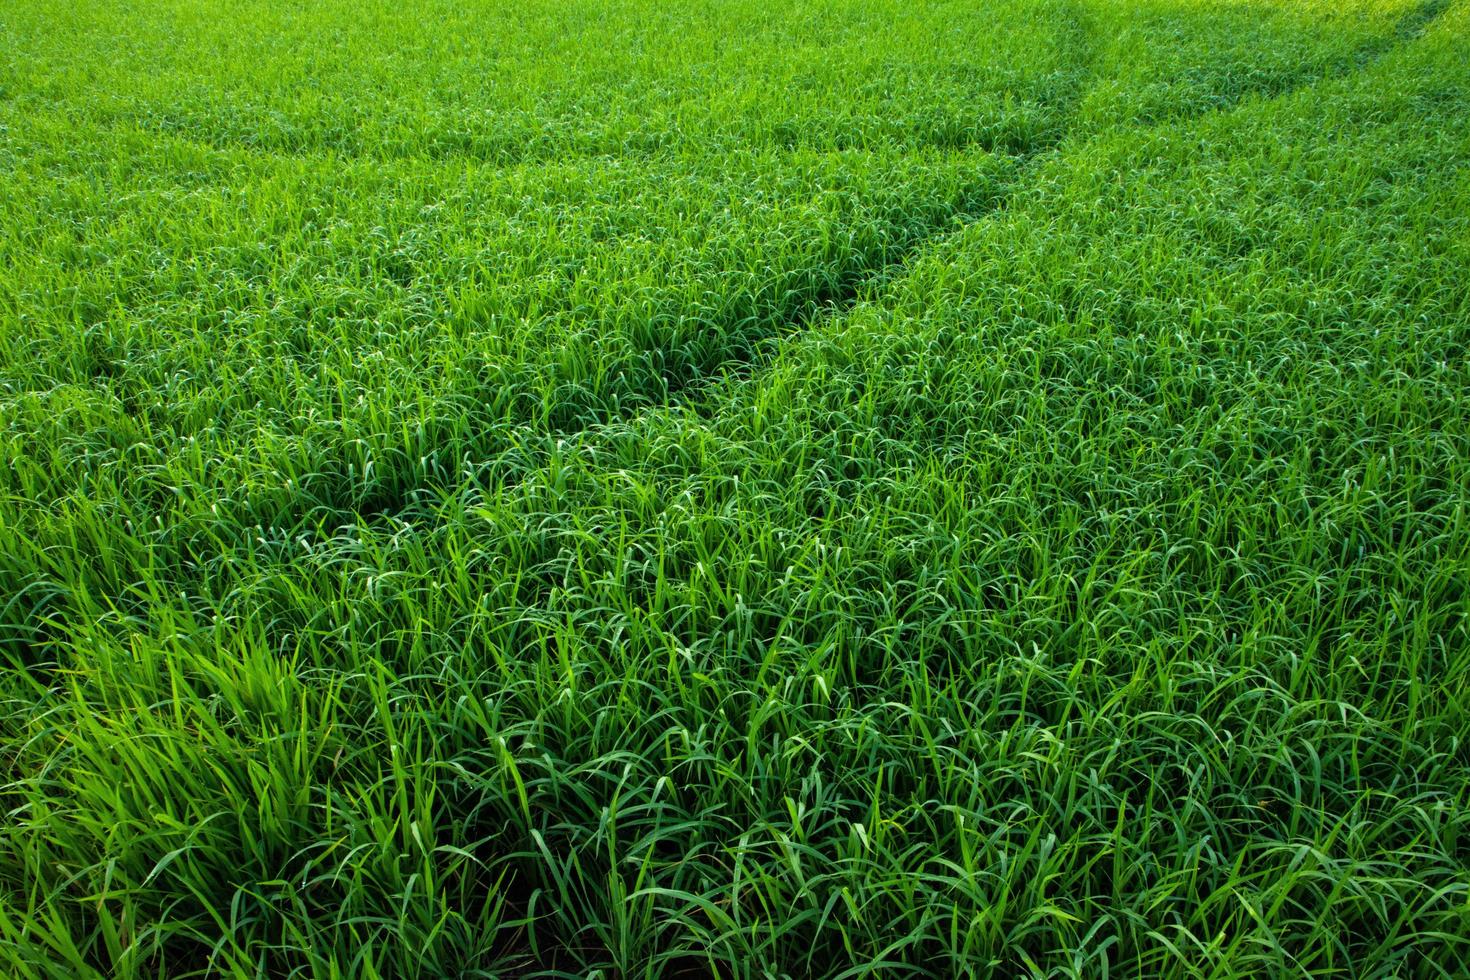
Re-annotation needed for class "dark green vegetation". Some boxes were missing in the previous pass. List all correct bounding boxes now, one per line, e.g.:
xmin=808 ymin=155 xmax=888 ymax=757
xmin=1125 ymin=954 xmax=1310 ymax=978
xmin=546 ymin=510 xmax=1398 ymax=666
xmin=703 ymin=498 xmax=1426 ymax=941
xmin=2 ymin=0 xmax=1468 ymax=975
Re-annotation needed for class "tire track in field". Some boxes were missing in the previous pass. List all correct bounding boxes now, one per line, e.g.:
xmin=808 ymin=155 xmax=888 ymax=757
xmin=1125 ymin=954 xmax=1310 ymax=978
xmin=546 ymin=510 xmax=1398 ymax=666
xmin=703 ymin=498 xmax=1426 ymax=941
xmin=121 ymin=3 xmax=1105 ymax=595
xmin=78 ymin=0 xmax=1451 ymax=619
xmin=67 ymin=4 xmax=1100 ymax=609
xmin=657 ymin=0 xmax=1453 ymax=425
xmin=47 ymin=56 xmax=1084 ymax=173
xmin=213 ymin=0 xmax=1442 ymax=532
xmin=332 ymin=0 xmax=1459 ymax=678
xmin=1396 ymin=0 xmax=1451 ymax=38
xmin=92 ymin=0 xmax=1446 ymax=176
xmin=635 ymin=1 xmax=1102 ymax=405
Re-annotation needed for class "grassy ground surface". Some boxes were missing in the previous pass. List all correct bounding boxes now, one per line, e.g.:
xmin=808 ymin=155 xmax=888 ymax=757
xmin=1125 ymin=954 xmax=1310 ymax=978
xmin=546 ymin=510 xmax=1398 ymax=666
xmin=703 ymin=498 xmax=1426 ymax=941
xmin=2 ymin=0 xmax=1468 ymax=976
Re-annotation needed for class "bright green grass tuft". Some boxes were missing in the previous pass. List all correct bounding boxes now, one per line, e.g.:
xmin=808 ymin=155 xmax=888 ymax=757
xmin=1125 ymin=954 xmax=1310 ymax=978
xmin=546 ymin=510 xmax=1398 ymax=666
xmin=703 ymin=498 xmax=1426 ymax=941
xmin=1 ymin=0 xmax=1467 ymax=977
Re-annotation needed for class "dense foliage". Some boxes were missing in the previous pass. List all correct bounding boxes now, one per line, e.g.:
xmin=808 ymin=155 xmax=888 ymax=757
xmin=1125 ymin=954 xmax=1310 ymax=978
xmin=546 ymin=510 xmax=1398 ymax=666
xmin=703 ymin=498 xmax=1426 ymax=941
xmin=2 ymin=0 xmax=1467 ymax=976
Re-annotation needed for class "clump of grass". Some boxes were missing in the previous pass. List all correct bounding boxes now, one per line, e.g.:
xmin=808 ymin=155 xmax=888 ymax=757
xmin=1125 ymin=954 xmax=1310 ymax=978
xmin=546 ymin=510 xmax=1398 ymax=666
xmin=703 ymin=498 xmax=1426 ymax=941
xmin=1 ymin=0 xmax=1468 ymax=976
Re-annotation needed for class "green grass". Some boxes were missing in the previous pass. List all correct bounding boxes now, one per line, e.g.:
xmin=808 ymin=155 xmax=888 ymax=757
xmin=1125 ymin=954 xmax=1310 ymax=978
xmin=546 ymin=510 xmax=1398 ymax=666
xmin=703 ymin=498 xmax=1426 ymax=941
xmin=1 ymin=0 xmax=1468 ymax=976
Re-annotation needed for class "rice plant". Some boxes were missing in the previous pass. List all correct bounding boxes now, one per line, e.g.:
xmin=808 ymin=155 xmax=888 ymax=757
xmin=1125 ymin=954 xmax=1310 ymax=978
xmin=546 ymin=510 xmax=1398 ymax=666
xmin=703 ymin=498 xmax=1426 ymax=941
xmin=1 ymin=0 xmax=1467 ymax=976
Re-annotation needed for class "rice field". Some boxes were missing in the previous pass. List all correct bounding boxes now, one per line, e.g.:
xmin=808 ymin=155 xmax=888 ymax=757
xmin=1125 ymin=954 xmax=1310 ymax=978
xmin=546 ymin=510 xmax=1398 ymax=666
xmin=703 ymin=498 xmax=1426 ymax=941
xmin=1 ymin=0 xmax=1468 ymax=976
